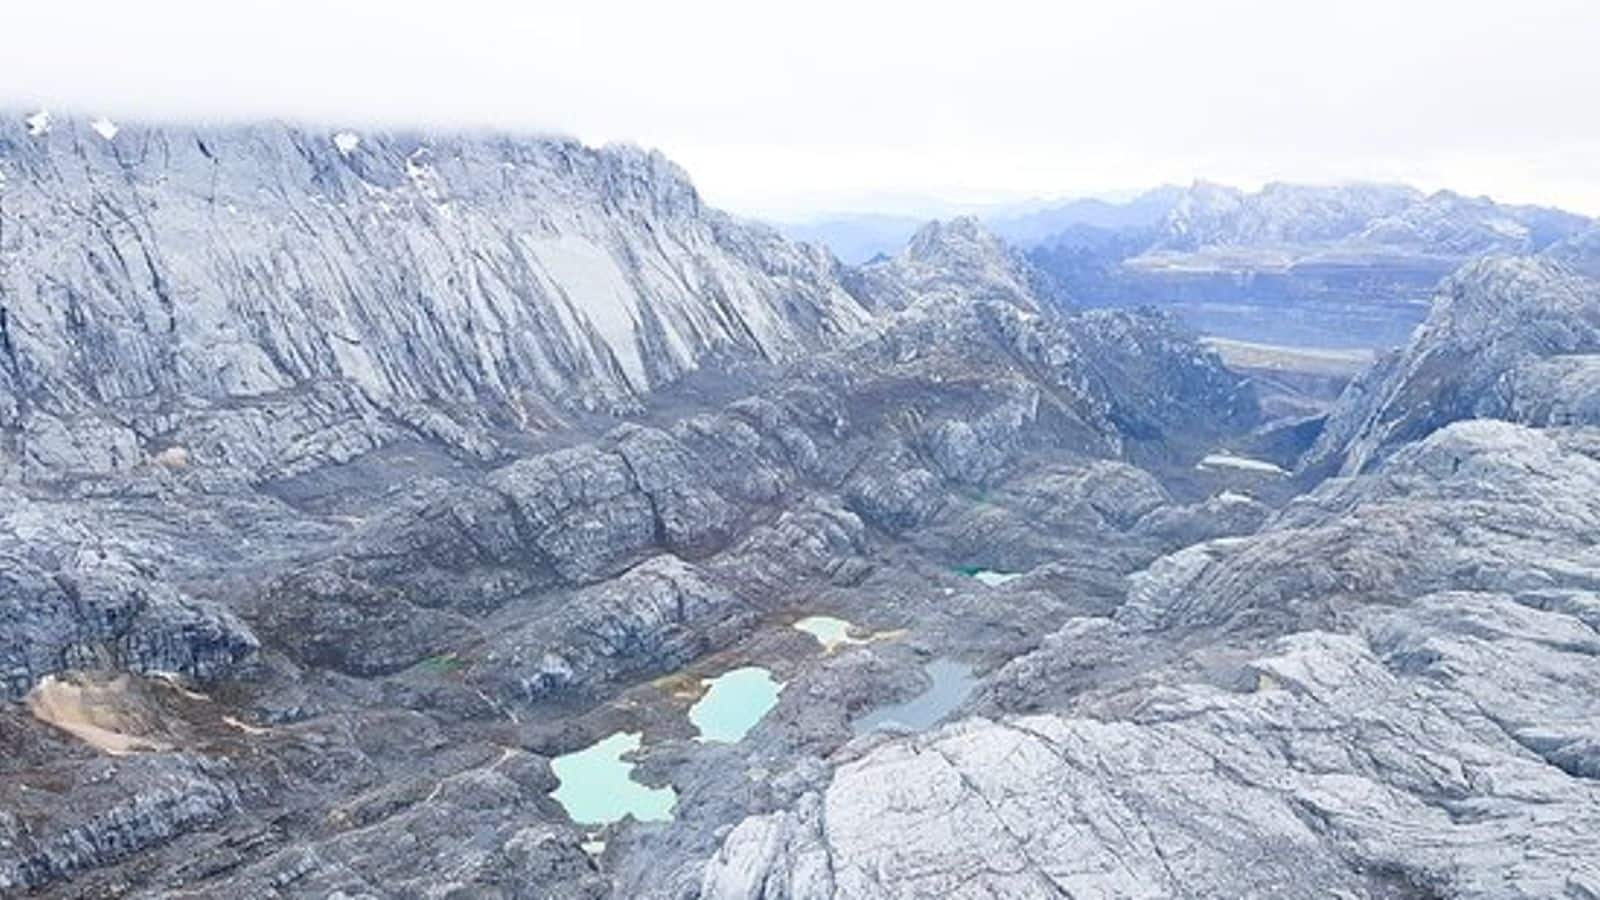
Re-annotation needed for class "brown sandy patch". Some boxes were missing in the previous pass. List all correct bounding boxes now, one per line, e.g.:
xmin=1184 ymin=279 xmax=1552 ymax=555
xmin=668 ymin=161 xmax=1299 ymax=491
xmin=25 ymin=674 xmax=172 ymax=755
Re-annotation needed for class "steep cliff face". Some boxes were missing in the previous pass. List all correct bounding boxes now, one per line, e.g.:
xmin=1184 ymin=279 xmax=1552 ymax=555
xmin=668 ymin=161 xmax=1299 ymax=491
xmin=0 ymin=115 xmax=872 ymax=483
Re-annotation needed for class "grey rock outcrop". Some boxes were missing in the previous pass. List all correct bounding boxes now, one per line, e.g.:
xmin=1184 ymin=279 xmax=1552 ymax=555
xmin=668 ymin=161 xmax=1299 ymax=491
xmin=1546 ymin=222 xmax=1600 ymax=278
xmin=0 ymin=490 xmax=259 ymax=699
xmin=0 ymin=753 xmax=240 ymax=893
xmin=848 ymin=216 xmax=1060 ymax=311
xmin=1305 ymin=256 xmax=1600 ymax=474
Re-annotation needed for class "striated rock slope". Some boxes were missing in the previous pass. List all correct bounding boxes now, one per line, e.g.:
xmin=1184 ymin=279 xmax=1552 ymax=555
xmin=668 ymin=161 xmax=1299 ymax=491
xmin=0 ymin=114 xmax=872 ymax=483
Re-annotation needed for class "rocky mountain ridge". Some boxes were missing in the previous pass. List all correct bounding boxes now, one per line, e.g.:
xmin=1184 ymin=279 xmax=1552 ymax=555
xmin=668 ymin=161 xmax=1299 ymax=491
xmin=0 ymin=113 xmax=873 ymax=485
xmin=1305 ymin=255 xmax=1600 ymax=475
xmin=1152 ymin=180 xmax=1591 ymax=258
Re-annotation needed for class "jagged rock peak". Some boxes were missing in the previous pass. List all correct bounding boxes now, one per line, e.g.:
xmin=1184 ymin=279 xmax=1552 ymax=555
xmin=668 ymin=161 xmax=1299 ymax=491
xmin=1425 ymin=254 xmax=1600 ymax=334
xmin=852 ymin=216 xmax=1061 ymax=312
xmin=904 ymin=215 xmax=1005 ymax=262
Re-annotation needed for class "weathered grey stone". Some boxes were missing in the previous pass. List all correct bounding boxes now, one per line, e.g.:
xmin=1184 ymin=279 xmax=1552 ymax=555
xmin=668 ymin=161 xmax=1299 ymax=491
xmin=476 ymin=555 xmax=748 ymax=702
xmin=1306 ymin=256 xmax=1600 ymax=474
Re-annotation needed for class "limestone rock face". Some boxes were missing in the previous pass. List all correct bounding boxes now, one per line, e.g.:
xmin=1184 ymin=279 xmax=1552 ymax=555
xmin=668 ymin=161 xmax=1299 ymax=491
xmin=0 ymin=116 xmax=873 ymax=483
xmin=477 ymin=555 xmax=747 ymax=702
xmin=0 ymin=753 xmax=240 ymax=893
xmin=1127 ymin=420 xmax=1600 ymax=634
xmin=707 ymin=616 xmax=1600 ymax=899
xmin=1306 ymin=256 xmax=1600 ymax=474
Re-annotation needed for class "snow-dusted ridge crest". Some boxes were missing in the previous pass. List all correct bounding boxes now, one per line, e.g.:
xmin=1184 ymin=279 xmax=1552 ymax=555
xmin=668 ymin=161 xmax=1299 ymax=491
xmin=0 ymin=112 xmax=874 ymax=482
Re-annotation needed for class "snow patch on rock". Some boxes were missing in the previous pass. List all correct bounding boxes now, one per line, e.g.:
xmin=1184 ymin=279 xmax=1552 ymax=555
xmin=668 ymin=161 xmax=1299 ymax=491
xmin=25 ymin=110 xmax=51 ymax=137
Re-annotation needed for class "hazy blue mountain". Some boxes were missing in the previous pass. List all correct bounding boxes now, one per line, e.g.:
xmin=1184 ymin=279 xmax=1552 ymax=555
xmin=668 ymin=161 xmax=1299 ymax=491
xmin=1016 ymin=181 xmax=1596 ymax=348
xmin=773 ymin=187 xmax=1183 ymax=264
xmin=985 ymin=185 xmax=1184 ymax=245
xmin=776 ymin=213 xmax=930 ymax=264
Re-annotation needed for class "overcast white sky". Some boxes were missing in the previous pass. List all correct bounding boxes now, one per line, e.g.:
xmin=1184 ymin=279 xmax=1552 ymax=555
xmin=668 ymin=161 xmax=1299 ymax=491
xmin=9 ymin=0 xmax=1600 ymax=218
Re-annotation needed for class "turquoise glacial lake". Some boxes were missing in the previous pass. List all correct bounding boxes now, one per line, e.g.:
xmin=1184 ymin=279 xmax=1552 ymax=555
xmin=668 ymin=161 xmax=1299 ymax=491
xmin=549 ymin=731 xmax=676 ymax=826
xmin=689 ymin=666 xmax=784 ymax=743
xmin=853 ymin=659 xmax=978 ymax=735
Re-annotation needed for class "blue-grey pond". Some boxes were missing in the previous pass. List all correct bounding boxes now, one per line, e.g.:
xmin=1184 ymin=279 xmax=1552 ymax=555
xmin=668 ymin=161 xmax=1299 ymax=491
xmin=549 ymin=731 xmax=676 ymax=826
xmin=689 ymin=666 xmax=784 ymax=743
xmin=853 ymin=659 xmax=978 ymax=735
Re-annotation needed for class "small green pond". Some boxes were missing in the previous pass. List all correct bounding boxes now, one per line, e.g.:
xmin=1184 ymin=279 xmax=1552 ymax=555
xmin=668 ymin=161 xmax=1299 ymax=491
xmin=955 ymin=565 xmax=1021 ymax=587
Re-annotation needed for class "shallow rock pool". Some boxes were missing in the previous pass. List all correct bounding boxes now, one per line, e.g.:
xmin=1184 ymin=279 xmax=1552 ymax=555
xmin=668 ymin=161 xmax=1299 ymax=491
xmin=689 ymin=666 xmax=784 ymax=743
xmin=853 ymin=659 xmax=978 ymax=735
xmin=792 ymin=615 xmax=869 ymax=652
xmin=550 ymin=731 xmax=677 ymax=826
xmin=955 ymin=565 xmax=1022 ymax=587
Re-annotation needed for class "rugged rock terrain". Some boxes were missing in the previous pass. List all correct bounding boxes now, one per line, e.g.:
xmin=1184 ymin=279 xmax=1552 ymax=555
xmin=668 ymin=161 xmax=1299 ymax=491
xmin=2 ymin=112 xmax=1597 ymax=900
xmin=1304 ymin=255 xmax=1600 ymax=475
xmin=696 ymin=254 xmax=1600 ymax=897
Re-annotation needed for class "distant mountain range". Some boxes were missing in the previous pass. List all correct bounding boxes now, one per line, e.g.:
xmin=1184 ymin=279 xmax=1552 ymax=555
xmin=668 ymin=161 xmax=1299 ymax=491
xmin=779 ymin=180 xmax=1594 ymax=263
xmin=780 ymin=181 xmax=1598 ymax=349
xmin=772 ymin=187 xmax=1185 ymax=264
xmin=1147 ymin=181 xmax=1591 ymax=257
